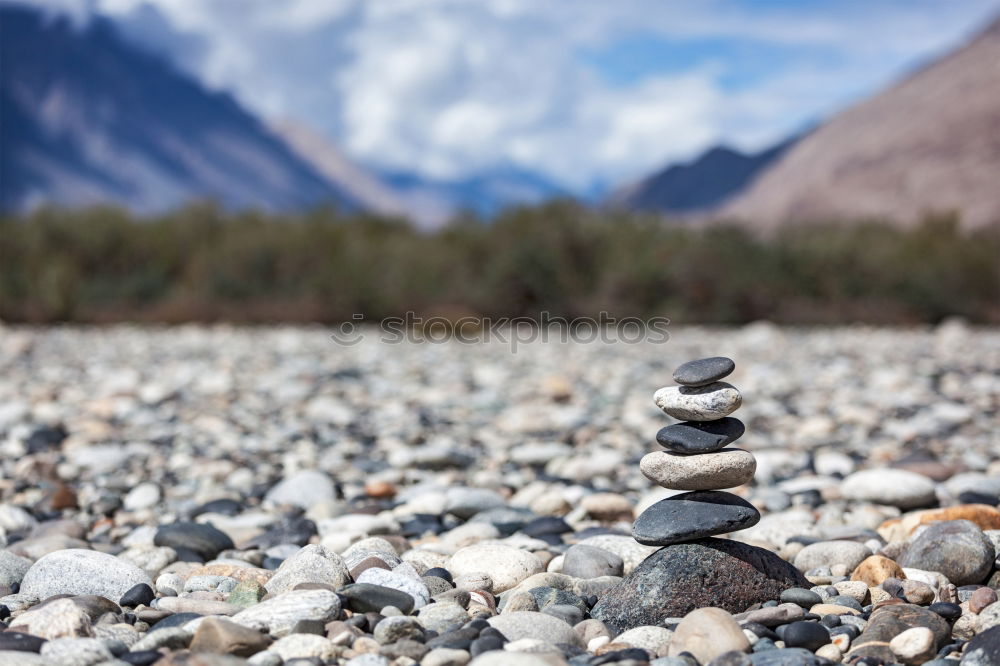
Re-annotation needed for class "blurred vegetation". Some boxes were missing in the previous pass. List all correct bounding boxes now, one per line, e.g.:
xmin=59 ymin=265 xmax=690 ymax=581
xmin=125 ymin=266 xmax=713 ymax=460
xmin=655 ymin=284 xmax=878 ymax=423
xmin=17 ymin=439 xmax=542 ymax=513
xmin=1 ymin=201 xmax=997 ymax=324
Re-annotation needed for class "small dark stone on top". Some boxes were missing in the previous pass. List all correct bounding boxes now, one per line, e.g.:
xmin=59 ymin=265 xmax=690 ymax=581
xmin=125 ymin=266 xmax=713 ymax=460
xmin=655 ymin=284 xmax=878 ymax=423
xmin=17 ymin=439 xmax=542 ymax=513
xmin=673 ymin=356 xmax=736 ymax=386
xmin=0 ymin=604 xmax=9 ymax=620
xmin=782 ymin=621 xmax=829 ymax=651
xmin=120 ymin=583 xmax=155 ymax=608
xmin=656 ymin=418 xmax=746 ymax=455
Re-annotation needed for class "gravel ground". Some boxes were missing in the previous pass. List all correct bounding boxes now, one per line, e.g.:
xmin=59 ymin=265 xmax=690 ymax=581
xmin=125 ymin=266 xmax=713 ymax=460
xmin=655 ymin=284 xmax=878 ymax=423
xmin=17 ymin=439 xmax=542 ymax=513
xmin=0 ymin=322 xmax=998 ymax=666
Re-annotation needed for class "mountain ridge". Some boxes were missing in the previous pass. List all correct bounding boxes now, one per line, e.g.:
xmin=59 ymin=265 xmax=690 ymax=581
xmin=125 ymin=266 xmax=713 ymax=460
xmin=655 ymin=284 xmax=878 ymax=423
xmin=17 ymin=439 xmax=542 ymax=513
xmin=0 ymin=6 xmax=361 ymax=214
xmin=719 ymin=15 xmax=1000 ymax=229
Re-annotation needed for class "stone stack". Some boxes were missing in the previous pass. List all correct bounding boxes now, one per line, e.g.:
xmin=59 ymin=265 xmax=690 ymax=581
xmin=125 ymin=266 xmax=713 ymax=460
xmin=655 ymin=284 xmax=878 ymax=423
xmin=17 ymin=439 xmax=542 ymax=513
xmin=592 ymin=356 xmax=808 ymax=633
xmin=633 ymin=356 xmax=760 ymax=546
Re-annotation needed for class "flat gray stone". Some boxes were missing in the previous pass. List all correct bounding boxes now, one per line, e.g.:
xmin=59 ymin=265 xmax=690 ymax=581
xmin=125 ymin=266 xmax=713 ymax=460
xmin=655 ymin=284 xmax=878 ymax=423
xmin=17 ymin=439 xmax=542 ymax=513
xmin=672 ymin=356 xmax=735 ymax=386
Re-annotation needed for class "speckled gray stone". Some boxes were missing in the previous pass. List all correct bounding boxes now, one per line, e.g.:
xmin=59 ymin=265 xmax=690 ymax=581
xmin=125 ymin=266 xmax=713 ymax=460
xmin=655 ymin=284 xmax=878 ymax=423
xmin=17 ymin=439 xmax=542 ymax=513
xmin=20 ymin=549 xmax=152 ymax=603
xmin=654 ymin=382 xmax=742 ymax=421
xmin=640 ymin=448 xmax=756 ymax=490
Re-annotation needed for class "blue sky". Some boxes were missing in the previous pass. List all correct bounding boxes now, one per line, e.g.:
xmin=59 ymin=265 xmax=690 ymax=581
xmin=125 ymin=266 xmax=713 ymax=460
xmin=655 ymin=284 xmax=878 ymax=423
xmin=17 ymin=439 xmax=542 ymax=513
xmin=12 ymin=0 xmax=1000 ymax=191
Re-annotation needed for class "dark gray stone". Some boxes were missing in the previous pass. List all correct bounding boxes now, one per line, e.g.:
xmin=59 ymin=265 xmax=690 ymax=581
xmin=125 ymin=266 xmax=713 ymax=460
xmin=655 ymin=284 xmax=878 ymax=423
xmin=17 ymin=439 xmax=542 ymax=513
xmin=672 ymin=357 xmax=735 ymax=386
xmin=0 ymin=631 xmax=46 ymax=652
xmin=898 ymin=519 xmax=995 ymax=586
xmin=590 ymin=537 xmax=809 ymax=633
xmin=779 ymin=588 xmax=822 ymax=608
xmin=781 ymin=621 xmax=828 ymax=651
xmin=656 ymin=418 xmax=746 ymax=455
xmin=338 ymin=582 xmax=416 ymax=615
xmin=632 ymin=491 xmax=760 ymax=546
xmin=154 ymin=522 xmax=234 ymax=561
xmin=120 ymin=583 xmax=155 ymax=607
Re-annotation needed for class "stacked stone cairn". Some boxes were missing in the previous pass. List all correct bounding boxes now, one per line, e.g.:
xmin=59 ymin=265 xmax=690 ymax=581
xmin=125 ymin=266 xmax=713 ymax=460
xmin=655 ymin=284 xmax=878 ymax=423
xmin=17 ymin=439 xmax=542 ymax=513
xmin=592 ymin=357 xmax=808 ymax=633
xmin=633 ymin=356 xmax=759 ymax=546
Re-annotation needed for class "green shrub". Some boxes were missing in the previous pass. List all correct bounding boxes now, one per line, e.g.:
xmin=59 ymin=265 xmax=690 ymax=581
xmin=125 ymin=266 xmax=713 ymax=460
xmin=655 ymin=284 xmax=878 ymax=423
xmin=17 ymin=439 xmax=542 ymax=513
xmin=1 ymin=202 xmax=996 ymax=324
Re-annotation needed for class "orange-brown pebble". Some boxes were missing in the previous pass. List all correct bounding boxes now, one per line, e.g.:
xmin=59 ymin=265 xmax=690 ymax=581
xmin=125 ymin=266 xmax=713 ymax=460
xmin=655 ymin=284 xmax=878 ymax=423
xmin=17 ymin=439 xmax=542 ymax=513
xmin=877 ymin=504 xmax=1000 ymax=542
xmin=364 ymin=480 xmax=397 ymax=499
xmin=851 ymin=555 xmax=907 ymax=587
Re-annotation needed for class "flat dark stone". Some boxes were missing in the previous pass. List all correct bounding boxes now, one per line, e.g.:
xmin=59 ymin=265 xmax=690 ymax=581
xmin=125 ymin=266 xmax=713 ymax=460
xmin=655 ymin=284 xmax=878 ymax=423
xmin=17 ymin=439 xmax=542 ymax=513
xmin=590 ymin=537 xmax=809 ymax=633
xmin=338 ymin=582 xmax=416 ymax=615
xmin=673 ymin=356 xmax=735 ymax=386
xmin=0 ymin=631 xmax=46 ymax=652
xmin=154 ymin=522 xmax=234 ymax=560
xmin=632 ymin=491 xmax=761 ymax=546
xmin=656 ymin=418 xmax=746 ymax=454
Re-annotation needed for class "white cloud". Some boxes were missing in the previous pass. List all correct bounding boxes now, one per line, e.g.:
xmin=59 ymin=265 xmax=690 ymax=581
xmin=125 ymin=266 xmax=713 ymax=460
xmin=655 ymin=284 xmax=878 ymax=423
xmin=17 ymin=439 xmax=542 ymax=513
xmin=7 ymin=0 xmax=1000 ymax=189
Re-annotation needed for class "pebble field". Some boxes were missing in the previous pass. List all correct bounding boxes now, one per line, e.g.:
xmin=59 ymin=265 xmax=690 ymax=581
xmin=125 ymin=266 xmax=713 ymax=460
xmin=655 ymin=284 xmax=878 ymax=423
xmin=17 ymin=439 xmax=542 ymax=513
xmin=0 ymin=322 xmax=999 ymax=666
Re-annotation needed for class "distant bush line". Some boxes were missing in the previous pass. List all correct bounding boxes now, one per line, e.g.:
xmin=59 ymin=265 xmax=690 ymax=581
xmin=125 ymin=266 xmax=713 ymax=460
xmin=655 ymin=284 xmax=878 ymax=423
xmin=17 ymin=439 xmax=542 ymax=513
xmin=1 ymin=202 xmax=997 ymax=324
